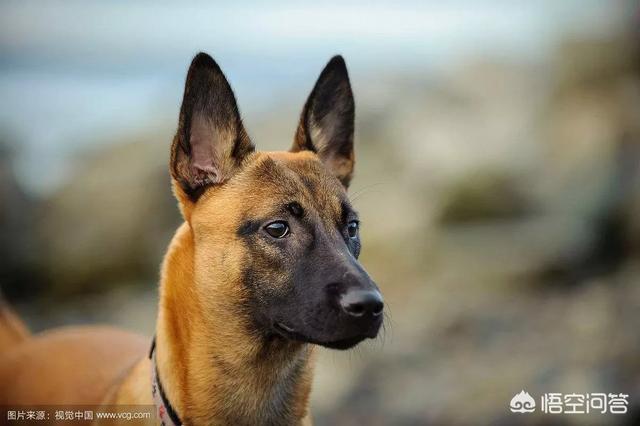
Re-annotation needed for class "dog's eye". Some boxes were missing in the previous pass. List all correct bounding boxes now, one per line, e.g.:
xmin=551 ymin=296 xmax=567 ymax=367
xmin=347 ymin=221 xmax=359 ymax=238
xmin=265 ymin=221 xmax=290 ymax=238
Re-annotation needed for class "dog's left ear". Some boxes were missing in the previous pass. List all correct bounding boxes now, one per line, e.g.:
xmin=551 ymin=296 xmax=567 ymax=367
xmin=292 ymin=55 xmax=355 ymax=187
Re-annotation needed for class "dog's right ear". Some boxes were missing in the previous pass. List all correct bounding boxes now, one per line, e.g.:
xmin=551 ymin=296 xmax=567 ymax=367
xmin=170 ymin=52 xmax=254 ymax=204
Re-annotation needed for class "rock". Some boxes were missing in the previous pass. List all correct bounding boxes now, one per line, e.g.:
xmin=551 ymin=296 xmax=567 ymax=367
xmin=38 ymin=138 xmax=180 ymax=296
xmin=0 ymin=139 xmax=43 ymax=299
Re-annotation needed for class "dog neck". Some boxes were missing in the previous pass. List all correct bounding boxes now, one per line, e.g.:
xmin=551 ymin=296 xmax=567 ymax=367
xmin=155 ymin=222 xmax=315 ymax=425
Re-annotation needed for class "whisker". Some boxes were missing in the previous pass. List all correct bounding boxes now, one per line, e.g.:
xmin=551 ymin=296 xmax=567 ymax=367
xmin=382 ymin=308 xmax=394 ymax=348
xmin=349 ymin=183 xmax=387 ymax=204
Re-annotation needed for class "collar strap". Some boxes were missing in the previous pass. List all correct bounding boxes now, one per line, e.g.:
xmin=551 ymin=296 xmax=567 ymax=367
xmin=149 ymin=336 xmax=183 ymax=426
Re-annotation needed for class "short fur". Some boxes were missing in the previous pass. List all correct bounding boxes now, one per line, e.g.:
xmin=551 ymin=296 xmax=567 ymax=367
xmin=0 ymin=53 xmax=382 ymax=426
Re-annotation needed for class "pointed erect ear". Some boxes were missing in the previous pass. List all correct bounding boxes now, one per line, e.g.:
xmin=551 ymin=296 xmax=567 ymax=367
xmin=170 ymin=52 xmax=254 ymax=201
xmin=292 ymin=55 xmax=355 ymax=187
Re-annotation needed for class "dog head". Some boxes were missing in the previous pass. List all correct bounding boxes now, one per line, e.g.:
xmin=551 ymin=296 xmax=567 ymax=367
xmin=170 ymin=53 xmax=383 ymax=350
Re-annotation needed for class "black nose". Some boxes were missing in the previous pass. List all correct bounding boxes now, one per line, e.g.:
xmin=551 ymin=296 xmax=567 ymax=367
xmin=339 ymin=289 xmax=384 ymax=317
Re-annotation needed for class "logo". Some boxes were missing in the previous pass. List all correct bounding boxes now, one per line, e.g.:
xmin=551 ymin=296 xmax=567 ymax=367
xmin=510 ymin=390 xmax=536 ymax=413
xmin=508 ymin=391 xmax=629 ymax=415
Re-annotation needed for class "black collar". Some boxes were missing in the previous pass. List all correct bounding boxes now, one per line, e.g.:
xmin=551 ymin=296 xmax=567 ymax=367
xmin=149 ymin=336 xmax=183 ymax=426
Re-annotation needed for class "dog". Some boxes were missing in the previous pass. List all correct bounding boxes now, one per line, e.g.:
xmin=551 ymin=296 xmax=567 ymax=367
xmin=0 ymin=53 xmax=384 ymax=425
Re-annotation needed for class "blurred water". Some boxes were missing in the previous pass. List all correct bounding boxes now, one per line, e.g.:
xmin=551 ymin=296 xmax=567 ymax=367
xmin=0 ymin=0 xmax=624 ymax=194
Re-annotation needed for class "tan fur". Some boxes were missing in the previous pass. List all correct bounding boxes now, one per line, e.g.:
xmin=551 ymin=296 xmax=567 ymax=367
xmin=0 ymin=150 xmax=337 ymax=425
xmin=0 ymin=326 xmax=147 ymax=406
xmin=0 ymin=303 xmax=29 ymax=349
xmin=0 ymin=53 xmax=358 ymax=425
xmin=155 ymin=151 xmax=324 ymax=424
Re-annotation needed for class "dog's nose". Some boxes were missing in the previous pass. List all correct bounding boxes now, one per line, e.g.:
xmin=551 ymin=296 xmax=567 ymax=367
xmin=339 ymin=289 xmax=384 ymax=317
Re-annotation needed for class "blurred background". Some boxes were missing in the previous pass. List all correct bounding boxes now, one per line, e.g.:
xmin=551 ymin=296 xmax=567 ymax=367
xmin=1 ymin=1 xmax=639 ymax=424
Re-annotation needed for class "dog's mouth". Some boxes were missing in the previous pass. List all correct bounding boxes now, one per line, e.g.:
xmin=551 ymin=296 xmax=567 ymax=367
xmin=273 ymin=322 xmax=370 ymax=350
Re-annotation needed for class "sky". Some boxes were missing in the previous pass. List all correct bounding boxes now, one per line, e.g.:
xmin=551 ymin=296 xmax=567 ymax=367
xmin=0 ymin=0 xmax=628 ymax=194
